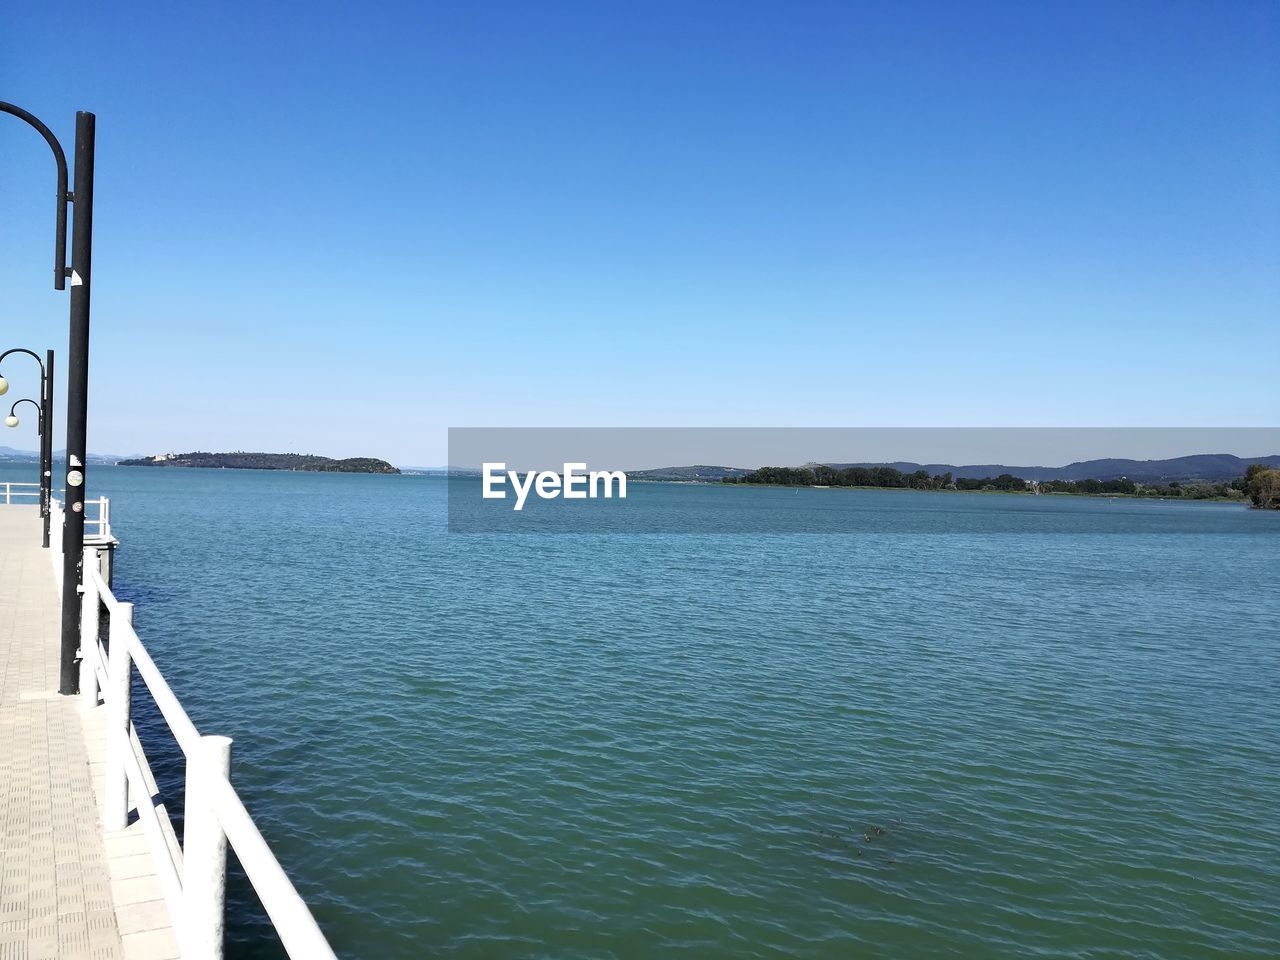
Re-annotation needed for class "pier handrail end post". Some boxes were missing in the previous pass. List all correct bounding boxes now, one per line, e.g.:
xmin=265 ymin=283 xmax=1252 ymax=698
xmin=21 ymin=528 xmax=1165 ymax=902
xmin=78 ymin=546 xmax=101 ymax=710
xmin=103 ymin=601 xmax=134 ymax=831
xmin=184 ymin=735 xmax=234 ymax=960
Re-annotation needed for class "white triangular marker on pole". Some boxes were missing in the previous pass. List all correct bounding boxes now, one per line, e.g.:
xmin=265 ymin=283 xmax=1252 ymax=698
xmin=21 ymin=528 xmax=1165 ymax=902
xmin=70 ymin=271 xmax=83 ymax=286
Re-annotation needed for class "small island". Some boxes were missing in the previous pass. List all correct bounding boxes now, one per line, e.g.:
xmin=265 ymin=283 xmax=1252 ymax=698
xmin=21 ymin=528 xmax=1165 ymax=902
xmin=117 ymin=452 xmax=401 ymax=474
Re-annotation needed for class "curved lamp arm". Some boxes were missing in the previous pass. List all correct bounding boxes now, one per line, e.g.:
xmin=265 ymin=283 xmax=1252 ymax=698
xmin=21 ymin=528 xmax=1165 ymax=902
xmin=0 ymin=347 xmax=48 ymax=398
xmin=0 ymin=102 xmax=69 ymax=290
xmin=0 ymin=347 xmax=47 ymax=374
xmin=6 ymin=397 xmax=42 ymax=430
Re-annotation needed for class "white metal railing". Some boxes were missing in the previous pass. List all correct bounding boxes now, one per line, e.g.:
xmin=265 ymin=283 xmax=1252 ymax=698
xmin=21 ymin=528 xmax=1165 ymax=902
xmin=50 ymin=502 xmax=64 ymax=585
xmin=45 ymin=499 xmax=111 ymax=592
xmin=47 ymin=499 xmax=110 ymax=585
xmin=84 ymin=495 xmax=112 ymax=541
xmin=7 ymin=487 xmax=108 ymax=537
xmin=2 ymin=480 xmax=41 ymax=503
xmin=75 ymin=545 xmax=337 ymax=959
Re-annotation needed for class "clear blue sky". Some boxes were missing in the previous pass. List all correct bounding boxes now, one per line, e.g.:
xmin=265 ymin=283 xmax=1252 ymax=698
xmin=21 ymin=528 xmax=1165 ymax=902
xmin=1 ymin=1 xmax=1276 ymax=465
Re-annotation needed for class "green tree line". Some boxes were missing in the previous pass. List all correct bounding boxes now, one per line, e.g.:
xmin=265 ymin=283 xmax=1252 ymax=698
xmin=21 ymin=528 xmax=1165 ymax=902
xmin=724 ymin=465 xmax=1258 ymax=501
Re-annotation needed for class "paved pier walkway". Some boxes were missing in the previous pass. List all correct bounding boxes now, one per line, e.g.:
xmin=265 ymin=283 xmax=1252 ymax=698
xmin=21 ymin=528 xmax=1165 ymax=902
xmin=0 ymin=507 xmax=178 ymax=960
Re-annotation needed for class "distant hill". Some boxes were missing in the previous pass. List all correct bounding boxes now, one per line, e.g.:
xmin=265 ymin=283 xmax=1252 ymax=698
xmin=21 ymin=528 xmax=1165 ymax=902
xmin=0 ymin=445 xmax=43 ymax=464
xmin=628 ymin=464 xmax=752 ymax=481
xmin=814 ymin=454 xmax=1280 ymax=483
xmin=631 ymin=454 xmax=1279 ymax=484
xmin=117 ymin=452 xmax=400 ymax=474
xmin=399 ymin=465 xmax=482 ymax=476
xmin=0 ymin=445 xmax=134 ymax=466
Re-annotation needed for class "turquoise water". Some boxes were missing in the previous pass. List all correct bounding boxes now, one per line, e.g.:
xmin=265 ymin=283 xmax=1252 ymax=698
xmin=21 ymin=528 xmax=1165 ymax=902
xmin=4 ymin=464 xmax=1278 ymax=958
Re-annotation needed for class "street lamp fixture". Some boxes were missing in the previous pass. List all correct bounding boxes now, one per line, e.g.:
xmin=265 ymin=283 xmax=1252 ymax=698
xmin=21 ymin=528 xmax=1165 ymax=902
xmin=7 ymin=398 xmax=41 ymax=428
xmin=2 ymin=100 xmax=96 ymax=695
xmin=0 ymin=348 xmax=55 ymax=550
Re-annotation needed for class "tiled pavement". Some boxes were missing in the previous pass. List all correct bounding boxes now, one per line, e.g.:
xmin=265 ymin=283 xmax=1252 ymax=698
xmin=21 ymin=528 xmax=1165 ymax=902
xmin=0 ymin=507 xmax=179 ymax=960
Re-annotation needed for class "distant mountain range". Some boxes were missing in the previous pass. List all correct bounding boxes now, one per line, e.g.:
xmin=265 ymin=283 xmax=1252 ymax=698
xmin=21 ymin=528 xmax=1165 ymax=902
xmin=6 ymin=449 xmax=1274 ymax=484
xmin=632 ymin=454 xmax=1280 ymax=484
xmin=0 ymin=445 xmax=138 ymax=466
xmin=816 ymin=454 xmax=1280 ymax=482
xmin=399 ymin=465 xmax=479 ymax=476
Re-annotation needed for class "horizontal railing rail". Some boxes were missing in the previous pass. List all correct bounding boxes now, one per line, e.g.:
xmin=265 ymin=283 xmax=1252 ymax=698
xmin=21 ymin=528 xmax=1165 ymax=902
xmin=2 ymin=480 xmax=41 ymax=503
xmin=75 ymin=535 xmax=337 ymax=959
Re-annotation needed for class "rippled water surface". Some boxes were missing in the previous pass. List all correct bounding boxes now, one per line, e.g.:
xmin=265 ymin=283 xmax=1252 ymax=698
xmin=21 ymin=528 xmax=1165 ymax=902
xmin=8 ymin=465 xmax=1278 ymax=958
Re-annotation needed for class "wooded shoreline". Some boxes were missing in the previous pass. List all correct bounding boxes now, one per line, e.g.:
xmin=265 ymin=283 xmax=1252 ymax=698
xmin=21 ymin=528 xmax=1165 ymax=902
xmin=717 ymin=462 xmax=1280 ymax=508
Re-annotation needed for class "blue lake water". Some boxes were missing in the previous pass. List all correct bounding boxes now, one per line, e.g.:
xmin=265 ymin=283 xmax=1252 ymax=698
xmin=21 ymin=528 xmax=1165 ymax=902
xmin=3 ymin=464 xmax=1278 ymax=958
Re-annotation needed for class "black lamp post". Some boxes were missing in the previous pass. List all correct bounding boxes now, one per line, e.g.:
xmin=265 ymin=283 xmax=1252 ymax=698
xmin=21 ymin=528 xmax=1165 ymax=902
xmin=0 ymin=347 xmax=55 ymax=547
xmin=2 ymin=101 xmax=96 ymax=696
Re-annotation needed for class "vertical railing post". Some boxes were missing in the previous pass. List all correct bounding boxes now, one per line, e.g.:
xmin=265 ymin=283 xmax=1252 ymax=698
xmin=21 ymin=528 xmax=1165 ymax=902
xmin=78 ymin=546 xmax=100 ymax=710
xmin=184 ymin=735 xmax=233 ymax=960
xmin=103 ymin=601 xmax=134 ymax=831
